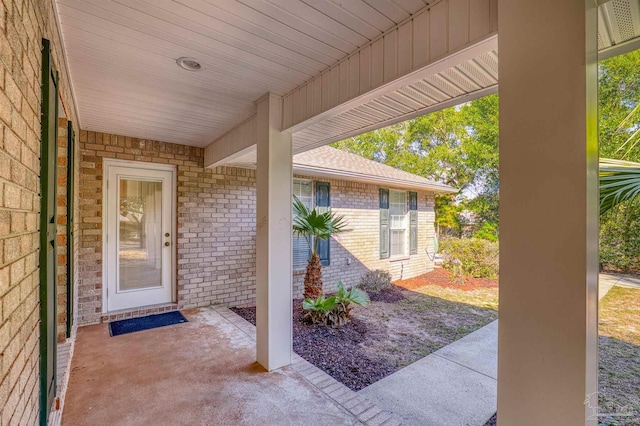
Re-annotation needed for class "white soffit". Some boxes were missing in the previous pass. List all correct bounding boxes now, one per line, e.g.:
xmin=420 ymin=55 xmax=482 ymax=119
xmin=220 ymin=0 xmax=640 ymax=168
xmin=599 ymin=0 xmax=640 ymax=59
xmin=55 ymin=0 xmax=430 ymax=147
xmin=221 ymin=47 xmax=498 ymax=167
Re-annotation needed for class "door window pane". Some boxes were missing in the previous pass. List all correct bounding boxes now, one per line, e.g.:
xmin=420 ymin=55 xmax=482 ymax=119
xmin=119 ymin=179 xmax=163 ymax=290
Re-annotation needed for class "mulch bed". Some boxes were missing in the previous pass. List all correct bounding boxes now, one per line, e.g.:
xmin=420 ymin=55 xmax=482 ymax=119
xmin=232 ymin=292 xmax=399 ymax=391
xmin=368 ymin=284 xmax=406 ymax=303
xmin=395 ymin=267 xmax=498 ymax=291
xmin=231 ymin=278 xmax=498 ymax=392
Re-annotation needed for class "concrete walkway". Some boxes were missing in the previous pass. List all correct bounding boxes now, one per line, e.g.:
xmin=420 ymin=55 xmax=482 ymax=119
xmin=357 ymin=273 xmax=637 ymax=425
xmin=600 ymin=273 xmax=640 ymax=300
xmin=360 ymin=321 xmax=498 ymax=426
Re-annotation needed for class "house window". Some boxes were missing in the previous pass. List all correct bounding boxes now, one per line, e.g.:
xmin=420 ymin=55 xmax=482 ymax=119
xmin=389 ymin=190 xmax=408 ymax=256
xmin=293 ymin=179 xmax=313 ymax=269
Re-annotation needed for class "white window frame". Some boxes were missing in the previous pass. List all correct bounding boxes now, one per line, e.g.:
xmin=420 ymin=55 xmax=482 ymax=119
xmin=389 ymin=189 xmax=408 ymax=257
xmin=293 ymin=179 xmax=314 ymax=270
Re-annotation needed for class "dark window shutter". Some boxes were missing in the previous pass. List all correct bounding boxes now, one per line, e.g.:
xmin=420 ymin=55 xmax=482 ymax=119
xmin=380 ymin=188 xmax=390 ymax=259
xmin=409 ymin=192 xmax=418 ymax=255
xmin=316 ymin=182 xmax=330 ymax=266
xmin=66 ymin=121 xmax=75 ymax=338
xmin=40 ymin=38 xmax=59 ymax=425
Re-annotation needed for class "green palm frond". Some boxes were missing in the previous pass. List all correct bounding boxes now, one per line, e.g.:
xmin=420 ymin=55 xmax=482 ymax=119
xmin=292 ymin=195 xmax=348 ymax=253
xmin=600 ymin=158 xmax=640 ymax=215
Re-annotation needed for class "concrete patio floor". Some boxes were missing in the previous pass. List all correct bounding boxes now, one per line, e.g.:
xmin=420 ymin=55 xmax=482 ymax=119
xmin=62 ymin=307 xmax=377 ymax=426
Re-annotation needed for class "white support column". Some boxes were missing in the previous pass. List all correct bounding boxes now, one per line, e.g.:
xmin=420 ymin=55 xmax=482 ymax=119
xmin=498 ymin=1 xmax=599 ymax=425
xmin=255 ymin=93 xmax=293 ymax=371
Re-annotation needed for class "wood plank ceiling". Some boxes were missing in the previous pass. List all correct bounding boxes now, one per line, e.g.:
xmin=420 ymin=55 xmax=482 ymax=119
xmin=56 ymin=0 xmax=431 ymax=147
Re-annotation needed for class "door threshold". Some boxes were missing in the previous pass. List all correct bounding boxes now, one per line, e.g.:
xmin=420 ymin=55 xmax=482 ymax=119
xmin=101 ymin=303 xmax=179 ymax=323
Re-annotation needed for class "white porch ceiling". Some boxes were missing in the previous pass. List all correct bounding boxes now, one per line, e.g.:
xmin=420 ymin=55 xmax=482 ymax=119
xmin=56 ymin=0 xmax=431 ymax=147
xmin=56 ymin=0 xmax=640 ymax=153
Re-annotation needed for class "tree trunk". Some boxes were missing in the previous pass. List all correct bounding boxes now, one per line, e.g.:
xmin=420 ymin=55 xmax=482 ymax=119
xmin=303 ymin=253 xmax=323 ymax=299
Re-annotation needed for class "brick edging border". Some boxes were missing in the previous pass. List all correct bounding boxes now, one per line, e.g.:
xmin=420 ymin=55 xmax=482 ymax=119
xmin=212 ymin=305 xmax=403 ymax=426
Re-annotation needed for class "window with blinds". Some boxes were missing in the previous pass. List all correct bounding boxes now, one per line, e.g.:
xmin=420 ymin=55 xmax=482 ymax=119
xmin=293 ymin=179 xmax=313 ymax=269
xmin=389 ymin=190 xmax=408 ymax=256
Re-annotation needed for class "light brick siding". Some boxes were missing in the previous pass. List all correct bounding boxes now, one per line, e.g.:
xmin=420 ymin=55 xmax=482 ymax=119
xmin=0 ymin=0 xmax=80 ymax=424
xmin=77 ymin=131 xmax=258 ymax=324
xmin=177 ymin=166 xmax=256 ymax=310
xmin=292 ymin=178 xmax=436 ymax=296
xmin=77 ymin=136 xmax=437 ymax=324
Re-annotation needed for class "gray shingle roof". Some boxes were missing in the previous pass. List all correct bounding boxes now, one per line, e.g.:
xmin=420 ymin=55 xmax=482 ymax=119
xmin=293 ymin=146 xmax=457 ymax=193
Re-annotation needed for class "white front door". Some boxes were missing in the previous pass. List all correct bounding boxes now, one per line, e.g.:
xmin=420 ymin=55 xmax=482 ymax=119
xmin=104 ymin=160 xmax=175 ymax=312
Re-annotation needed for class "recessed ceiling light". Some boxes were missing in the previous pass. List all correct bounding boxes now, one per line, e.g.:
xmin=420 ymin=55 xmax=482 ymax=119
xmin=176 ymin=57 xmax=202 ymax=72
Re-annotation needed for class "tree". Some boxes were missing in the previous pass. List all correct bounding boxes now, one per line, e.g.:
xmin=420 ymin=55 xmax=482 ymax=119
xmin=333 ymin=94 xmax=500 ymax=238
xmin=598 ymin=50 xmax=640 ymax=273
xmin=292 ymin=197 xmax=348 ymax=299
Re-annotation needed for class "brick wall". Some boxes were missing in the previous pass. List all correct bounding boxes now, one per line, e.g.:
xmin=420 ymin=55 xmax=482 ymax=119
xmin=292 ymin=177 xmax=436 ymax=296
xmin=0 ymin=0 xmax=80 ymax=424
xmin=77 ymin=137 xmax=437 ymax=325
xmin=77 ymin=131 xmax=258 ymax=325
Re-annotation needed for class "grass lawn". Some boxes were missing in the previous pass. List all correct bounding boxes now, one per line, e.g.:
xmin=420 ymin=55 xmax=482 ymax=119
xmin=598 ymin=286 xmax=640 ymax=425
xmin=359 ymin=271 xmax=499 ymax=370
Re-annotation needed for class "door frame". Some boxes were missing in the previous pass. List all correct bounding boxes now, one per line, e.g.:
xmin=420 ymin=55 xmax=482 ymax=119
xmin=101 ymin=159 xmax=177 ymax=313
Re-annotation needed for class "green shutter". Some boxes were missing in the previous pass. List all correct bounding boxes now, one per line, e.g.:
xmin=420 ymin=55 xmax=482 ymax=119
xmin=66 ymin=121 xmax=75 ymax=338
xmin=40 ymin=38 xmax=59 ymax=426
xmin=409 ymin=192 xmax=418 ymax=255
xmin=380 ymin=189 xmax=390 ymax=259
xmin=316 ymin=182 xmax=330 ymax=266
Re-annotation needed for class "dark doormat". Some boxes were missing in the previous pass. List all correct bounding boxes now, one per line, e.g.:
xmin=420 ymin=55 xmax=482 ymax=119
xmin=109 ymin=311 xmax=188 ymax=336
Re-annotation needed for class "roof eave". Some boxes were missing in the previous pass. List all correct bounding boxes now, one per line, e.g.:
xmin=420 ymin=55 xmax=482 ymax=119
xmin=293 ymin=164 xmax=458 ymax=194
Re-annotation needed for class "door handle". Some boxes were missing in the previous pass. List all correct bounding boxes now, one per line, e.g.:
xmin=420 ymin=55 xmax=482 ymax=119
xmin=164 ymin=242 xmax=170 ymax=247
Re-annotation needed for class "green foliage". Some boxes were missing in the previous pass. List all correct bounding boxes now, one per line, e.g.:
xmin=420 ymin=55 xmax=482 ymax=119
xmin=600 ymin=158 xmax=640 ymax=215
xmin=332 ymin=281 xmax=370 ymax=327
xmin=332 ymin=94 xmax=499 ymax=237
xmin=599 ymin=50 xmax=640 ymax=162
xmin=302 ymin=295 xmax=337 ymax=325
xmin=302 ymin=281 xmax=370 ymax=327
xmin=600 ymin=199 xmax=640 ymax=273
xmin=473 ymin=222 xmax=498 ymax=242
xmin=292 ymin=196 xmax=348 ymax=254
xmin=597 ymin=50 xmax=640 ymax=273
xmin=358 ymin=269 xmax=392 ymax=293
xmin=439 ymin=238 xmax=499 ymax=279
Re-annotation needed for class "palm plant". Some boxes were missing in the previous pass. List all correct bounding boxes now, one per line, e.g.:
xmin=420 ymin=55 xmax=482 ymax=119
xmin=599 ymin=158 xmax=640 ymax=215
xmin=293 ymin=196 xmax=348 ymax=299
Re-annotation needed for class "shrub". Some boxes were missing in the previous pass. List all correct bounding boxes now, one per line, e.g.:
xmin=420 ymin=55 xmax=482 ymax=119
xmin=302 ymin=295 xmax=337 ymax=325
xmin=473 ymin=222 xmax=498 ymax=242
xmin=439 ymin=238 xmax=499 ymax=279
xmin=302 ymin=281 xmax=370 ymax=327
xmin=600 ymin=200 xmax=640 ymax=273
xmin=358 ymin=269 xmax=392 ymax=293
